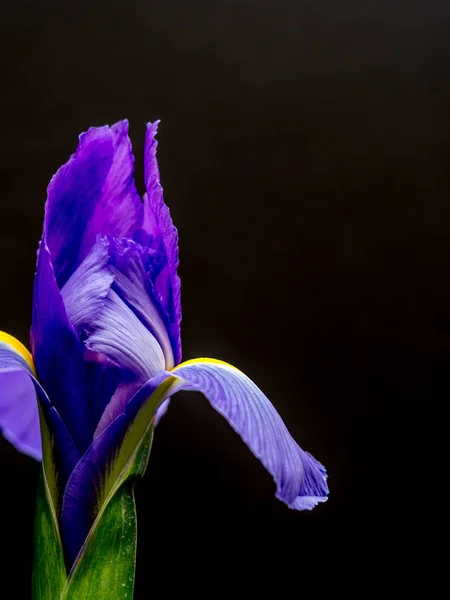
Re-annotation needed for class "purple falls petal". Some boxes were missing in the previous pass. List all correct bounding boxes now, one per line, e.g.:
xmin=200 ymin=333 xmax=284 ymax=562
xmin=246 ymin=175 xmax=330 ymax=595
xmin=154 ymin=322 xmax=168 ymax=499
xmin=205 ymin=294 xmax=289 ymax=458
xmin=0 ymin=334 xmax=41 ymax=459
xmin=169 ymin=360 xmax=329 ymax=510
xmin=61 ymin=236 xmax=114 ymax=334
xmin=31 ymin=241 xmax=92 ymax=451
xmin=141 ymin=122 xmax=182 ymax=364
xmin=0 ymin=368 xmax=41 ymax=460
xmin=45 ymin=120 xmax=143 ymax=288
xmin=0 ymin=337 xmax=80 ymax=486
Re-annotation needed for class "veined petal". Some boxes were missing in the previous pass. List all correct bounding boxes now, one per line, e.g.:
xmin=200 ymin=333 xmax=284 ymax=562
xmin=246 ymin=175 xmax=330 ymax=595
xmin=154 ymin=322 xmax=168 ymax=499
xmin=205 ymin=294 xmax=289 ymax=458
xmin=45 ymin=120 xmax=143 ymax=288
xmin=109 ymin=237 xmax=174 ymax=368
xmin=0 ymin=332 xmax=80 ymax=496
xmin=61 ymin=236 xmax=114 ymax=333
xmin=31 ymin=241 xmax=92 ymax=451
xmin=172 ymin=360 xmax=328 ymax=509
xmin=129 ymin=360 xmax=328 ymax=510
xmin=86 ymin=289 xmax=166 ymax=381
xmin=141 ymin=122 xmax=182 ymax=364
xmin=0 ymin=332 xmax=40 ymax=459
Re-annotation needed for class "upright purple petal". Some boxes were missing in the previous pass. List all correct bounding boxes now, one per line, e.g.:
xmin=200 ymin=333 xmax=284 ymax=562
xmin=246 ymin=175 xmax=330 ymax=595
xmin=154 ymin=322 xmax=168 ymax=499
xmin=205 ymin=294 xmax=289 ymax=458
xmin=142 ymin=122 xmax=182 ymax=363
xmin=31 ymin=241 xmax=92 ymax=451
xmin=38 ymin=386 xmax=82 ymax=504
xmin=45 ymin=120 xmax=143 ymax=288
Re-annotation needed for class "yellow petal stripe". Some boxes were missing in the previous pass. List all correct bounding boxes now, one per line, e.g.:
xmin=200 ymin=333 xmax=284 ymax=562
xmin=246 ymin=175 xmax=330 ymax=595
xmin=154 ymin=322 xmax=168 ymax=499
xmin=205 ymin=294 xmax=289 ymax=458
xmin=0 ymin=330 xmax=37 ymax=376
xmin=171 ymin=357 xmax=241 ymax=373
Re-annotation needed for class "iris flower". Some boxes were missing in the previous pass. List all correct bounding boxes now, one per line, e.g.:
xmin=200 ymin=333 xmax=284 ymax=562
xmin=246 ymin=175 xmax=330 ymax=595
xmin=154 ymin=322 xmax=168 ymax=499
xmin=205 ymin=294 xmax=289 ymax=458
xmin=0 ymin=121 xmax=328 ymax=596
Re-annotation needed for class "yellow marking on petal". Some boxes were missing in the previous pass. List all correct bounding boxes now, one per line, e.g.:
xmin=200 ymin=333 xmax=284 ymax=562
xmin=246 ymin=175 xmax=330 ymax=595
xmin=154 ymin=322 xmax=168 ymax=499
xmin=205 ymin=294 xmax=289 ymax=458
xmin=171 ymin=357 xmax=241 ymax=374
xmin=0 ymin=331 xmax=37 ymax=376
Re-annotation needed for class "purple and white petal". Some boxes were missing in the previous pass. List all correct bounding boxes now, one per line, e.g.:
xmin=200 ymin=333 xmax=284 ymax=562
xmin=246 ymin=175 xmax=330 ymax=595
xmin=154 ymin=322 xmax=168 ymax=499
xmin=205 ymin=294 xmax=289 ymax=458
xmin=45 ymin=120 xmax=143 ymax=288
xmin=0 ymin=366 xmax=41 ymax=460
xmin=109 ymin=237 xmax=174 ymax=368
xmin=163 ymin=360 xmax=328 ymax=509
xmin=61 ymin=236 xmax=114 ymax=333
xmin=86 ymin=289 xmax=166 ymax=381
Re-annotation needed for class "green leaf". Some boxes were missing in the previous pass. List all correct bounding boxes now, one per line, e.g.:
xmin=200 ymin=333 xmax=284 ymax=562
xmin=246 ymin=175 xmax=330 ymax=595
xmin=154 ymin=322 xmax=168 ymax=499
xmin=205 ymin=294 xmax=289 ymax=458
xmin=60 ymin=482 xmax=137 ymax=600
xmin=32 ymin=469 xmax=67 ymax=600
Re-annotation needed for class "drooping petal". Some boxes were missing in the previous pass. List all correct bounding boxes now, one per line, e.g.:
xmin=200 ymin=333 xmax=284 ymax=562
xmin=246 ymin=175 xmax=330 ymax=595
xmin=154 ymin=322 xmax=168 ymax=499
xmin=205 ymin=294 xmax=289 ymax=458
xmin=45 ymin=120 xmax=143 ymax=288
xmin=108 ymin=237 xmax=174 ymax=368
xmin=31 ymin=241 xmax=92 ymax=451
xmin=0 ymin=332 xmax=80 ymax=494
xmin=1 ymin=371 xmax=40 ymax=460
xmin=172 ymin=360 xmax=328 ymax=509
xmin=61 ymin=236 xmax=114 ymax=333
xmin=86 ymin=289 xmax=166 ymax=381
xmin=141 ymin=122 xmax=182 ymax=363
xmin=128 ymin=360 xmax=328 ymax=510
xmin=0 ymin=333 xmax=41 ymax=459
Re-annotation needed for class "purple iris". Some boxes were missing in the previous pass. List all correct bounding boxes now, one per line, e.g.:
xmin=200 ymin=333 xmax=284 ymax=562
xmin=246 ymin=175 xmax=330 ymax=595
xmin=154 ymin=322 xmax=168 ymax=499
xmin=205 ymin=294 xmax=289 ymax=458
xmin=0 ymin=121 xmax=328 ymax=567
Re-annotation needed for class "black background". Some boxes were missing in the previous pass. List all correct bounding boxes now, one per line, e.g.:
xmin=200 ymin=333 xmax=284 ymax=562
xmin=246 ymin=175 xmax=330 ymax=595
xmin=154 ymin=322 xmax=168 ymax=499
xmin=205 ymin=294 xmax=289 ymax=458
xmin=0 ymin=1 xmax=446 ymax=597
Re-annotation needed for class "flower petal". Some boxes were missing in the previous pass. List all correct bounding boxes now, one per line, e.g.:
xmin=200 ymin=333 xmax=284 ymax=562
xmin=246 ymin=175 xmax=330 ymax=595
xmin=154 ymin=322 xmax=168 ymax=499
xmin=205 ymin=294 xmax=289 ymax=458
xmin=45 ymin=120 xmax=143 ymax=288
xmin=86 ymin=289 xmax=166 ymax=381
xmin=0 ymin=333 xmax=41 ymax=459
xmin=109 ymin=237 xmax=174 ymax=368
xmin=0 ymin=332 xmax=80 ymax=494
xmin=61 ymin=236 xmax=114 ymax=334
xmin=31 ymin=241 xmax=92 ymax=451
xmin=171 ymin=360 xmax=328 ymax=509
xmin=140 ymin=122 xmax=182 ymax=363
